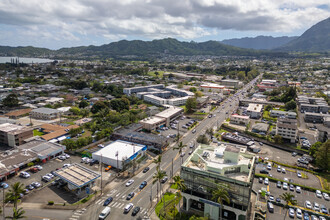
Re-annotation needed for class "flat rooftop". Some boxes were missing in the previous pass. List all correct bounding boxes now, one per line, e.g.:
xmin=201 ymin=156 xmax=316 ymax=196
xmin=140 ymin=116 xmax=166 ymax=125
xmin=247 ymin=103 xmax=263 ymax=112
xmin=0 ymin=123 xmax=32 ymax=134
xmin=182 ymin=143 xmax=254 ymax=183
xmin=54 ymin=163 xmax=100 ymax=188
xmin=93 ymin=140 xmax=145 ymax=160
xmin=156 ymin=107 xmax=183 ymax=118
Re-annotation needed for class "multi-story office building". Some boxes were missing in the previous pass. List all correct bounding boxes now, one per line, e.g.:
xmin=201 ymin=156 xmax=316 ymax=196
xmin=269 ymin=110 xmax=297 ymax=119
xmin=220 ymin=79 xmax=243 ymax=89
xmin=246 ymin=104 xmax=263 ymax=119
xmin=304 ymin=112 xmax=330 ymax=123
xmin=180 ymin=143 xmax=255 ymax=220
xmin=276 ymin=118 xmax=298 ymax=143
xmin=0 ymin=123 xmax=33 ymax=147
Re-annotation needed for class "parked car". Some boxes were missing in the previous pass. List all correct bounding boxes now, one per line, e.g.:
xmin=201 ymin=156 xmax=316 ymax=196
xmin=132 ymin=206 xmax=140 ymax=216
xmin=26 ymin=184 xmax=34 ymax=190
xmin=296 ymin=208 xmax=302 ymax=219
xmin=316 ymin=190 xmax=322 ymax=198
xmin=34 ymin=165 xmax=43 ymax=170
xmin=322 ymin=192 xmax=329 ymax=201
xmin=64 ymin=154 xmax=70 ymax=159
xmin=260 ymin=169 xmax=269 ymax=174
xmin=57 ymin=155 xmax=66 ymax=160
xmin=268 ymin=195 xmax=275 ymax=202
xmin=277 ymin=166 xmax=282 ymax=172
xmin=283 ymin=182 xmax=288 ymax=190
xmin=105 ymin=165 xmax=112 ymax=171
xmin=19 ymin=172 xmax=30 ymax=178
xmin=289 ymin=208 xmax=295 ymax=218
xmin=276 ymin=181 xmax=282 ymax=188
xmin=297 ymin=171 xmax=302 ymax=178
xmin=281 ymin=168 xmax=286 ymax=174
xmin=98 ymin=144 xmax=104 ymax=148
xmin=303 ymin=212 xmax=309 ymax=220
xmin=29 ymin=167 xmax=39 ymax=173
xmin=143 ymin=167 xmax=150 ymax=173
xmin=258 ymin=177 xmax=263 ymax=183
xmin=264 ymin=178 xmax=269 ymax=185
xmin=42 ymin=176 xmax=51 ymax=182
xmin=63 ymin=164 xmax=71 ymax=168
xmin=0 ymin=182 xmax=9 ymax=189
xmin=126 ymin=179 xmax=134 ymax=187
xmin=296 ymin=186 xmax=301 ymax=193
xmin=103 ymin=197 xmax=113 ymax=206
xmin=321 ymin=204 xmax=328 ymax=214
xmin=305 ymin=200 xmax=312 ymax=209
xmin=289 ymin=184 xmax=294 ymax=191
xmin=45 ymin=173 xmax=54 ymax=179
xmin=32 ymin=182 xmax=41 ymax=188
xmin=313 ymin=202 xmax=320 ymax=212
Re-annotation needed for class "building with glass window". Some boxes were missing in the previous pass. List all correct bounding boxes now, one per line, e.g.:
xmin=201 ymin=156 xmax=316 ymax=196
xmin=180 ymin=143 xmax=255 ymax=220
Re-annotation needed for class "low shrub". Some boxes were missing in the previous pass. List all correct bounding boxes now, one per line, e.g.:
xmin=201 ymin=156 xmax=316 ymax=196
xmin=48 ymin=201 xmax=54 ymax=205
xmin=27 ymin=162 xmax=34 ymax=167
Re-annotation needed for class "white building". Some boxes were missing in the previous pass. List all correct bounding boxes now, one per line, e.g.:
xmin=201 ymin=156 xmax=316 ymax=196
xmin=30 ymin=108 xmax=61 ymax=120
xmin=230 ymin=114 xmax=250 ymax=126
xmin=200 ymin=83 xmax=225 ymax=92
xmin=92 ymin=140 xmax=147 ymax=170
xmin=246 ymin=103 xmax=263 ymax=119
xmin=276 ymin=118 xmax=298 ymax=143
xmin=139 ymin=116 xmax=166 ymax=131
xmin=269 ymin=110 xmax=296 ymax=119
xmin=155 ymin=107 xmax=184 ymax=126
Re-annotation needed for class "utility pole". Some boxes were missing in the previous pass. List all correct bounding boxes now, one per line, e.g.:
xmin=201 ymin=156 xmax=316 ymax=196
xmin=171 ymin=158 xmax=173 ymax=179
xmin=177 ymin=121 xmax=180 ymax=143
xmin=116 ymin=151 xmax=119 ymax=176
xmin=100 ymin=154 xmax=103 ymax=195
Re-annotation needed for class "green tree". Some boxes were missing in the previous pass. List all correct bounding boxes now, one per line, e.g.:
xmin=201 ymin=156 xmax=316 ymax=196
xmin=109 ymin=98 xmax=130 ymax=112
xmin=212 ymin=184 xmax=230 ymax=220
xmin=69 ymin=107 xmax=80 ymax=115
xmin=280 ymin=192 xmax=297 ymax=220
xmin=152 ymin=155 xmax=162 ymax=171
xmin=173 ymin=142 xmax=186 ymax=164
xmin=173 ymin=175 xmax=186 ymax=219
xmin=78 ymin=100 xmax=89 ymax=109
xmin=185 ymin=97 xmax=197 ymax=113
xmin=5 ymin=182 xmax=25 ymax=210
xmin=315 ymin=140 xmax=330 ymax=171
xmin=197 ymin=134 xmax=209 ymax=144
xmin=284 ymin=100 xmax=297 ymax=111
xmin=194 ymin=90 xmax=203 ymax=98
xmin=6 ymin=207 xmax=26 ymax=220
xmin=189 ymin=87 xmax=197 ymax=92
xmin=264 ymin=105 xmax=272 ymax=111
xmin=152 ymin=169 xmax=167 ymax=203
xmin=274 ymin=135 xmax=283 ymax=144
xmin=91 ymin=101 xmax=109 ymax=114
xmin=237 ymin=71 xmax=245 ymax=80
xmin=2 ymin=94 xmax=19 ymax=107
xmin=309 ymin=141 xmax=322 ymax=158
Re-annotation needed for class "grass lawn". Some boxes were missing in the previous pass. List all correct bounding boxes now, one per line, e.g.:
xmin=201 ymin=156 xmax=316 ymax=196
xmin=170 ymin=183 xmax=178 ymax=190
xmin=81 ymin=130 xmax=92 ymax=138
xmin=64 ymin=121 xmax=75 ymax=125
xmin=148 ymin=71 xmax=164 ymax=78
xmin=33 ymin=130 xmax=44 ymax=136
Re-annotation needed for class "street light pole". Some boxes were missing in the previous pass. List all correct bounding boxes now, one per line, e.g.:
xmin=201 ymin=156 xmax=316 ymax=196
xmin=100 ymin=154 xmax=103 ymax=196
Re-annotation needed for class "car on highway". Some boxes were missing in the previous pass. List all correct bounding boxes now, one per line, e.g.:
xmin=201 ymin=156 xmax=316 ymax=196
xmin=161 ymin=176 xmax=168 ymax=183
xmin=126 ymin=179 xmax=134 ymax=187
xmin=103 ymin=197 xmax=113 ymax=206
xmin=132 ymin=206 xmax=140 ymax=216
xmin=139 ymin=181 xmax=147 ymax=189
xmin=124 ymin=203 xmax=133 ymax=213
xmin=126 ymin=192 xmax=135 ymax=200
xmin=143 ymin=167 xmax=150 ymax=173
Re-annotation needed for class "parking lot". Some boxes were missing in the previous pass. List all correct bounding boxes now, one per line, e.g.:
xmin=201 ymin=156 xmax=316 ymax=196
xmin=254 ymin=164 xmax=329 ymax=220
xmin=1 ymin=153 xmax=105 ymax=204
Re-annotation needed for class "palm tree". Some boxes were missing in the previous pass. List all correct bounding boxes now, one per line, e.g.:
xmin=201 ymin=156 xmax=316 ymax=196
xmin=5 ymin=182 xmax=24 ymax=210
xmin=152 ymin=169 xmax=167 ymax=203
xmin=173 ymin=142 xmax=186 ymax=164
xmin=280 ymin=192 xmax=297 ymax=220
xmin=173 ymin=175 xmax=186 ymax=217
xmin=152 ymin=155 xmax=162 ymax=171
xmin=212 ymin=184 xmax=230 ymax=220
xmin=6 ymin=207 xmax=26 ymax=219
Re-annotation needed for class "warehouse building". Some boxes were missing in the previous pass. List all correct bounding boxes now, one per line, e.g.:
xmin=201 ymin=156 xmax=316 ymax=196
xmin=92 ymin=140 xmax=147 ymax=170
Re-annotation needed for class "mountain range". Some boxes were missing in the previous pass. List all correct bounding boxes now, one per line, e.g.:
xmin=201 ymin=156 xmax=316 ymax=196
xmin=221 ymin=36 xmax=298 ymax=50
xmin=0 ymin=17 xmax=329 ymax=59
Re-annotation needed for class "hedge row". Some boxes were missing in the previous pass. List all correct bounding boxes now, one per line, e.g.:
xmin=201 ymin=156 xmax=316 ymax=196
xmin=255 ymin=173 xmax=330 ymax=194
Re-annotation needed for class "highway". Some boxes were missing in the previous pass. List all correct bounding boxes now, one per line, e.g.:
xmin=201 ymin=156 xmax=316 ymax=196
xmin=79 ymin=75 xmax=261 ymax=220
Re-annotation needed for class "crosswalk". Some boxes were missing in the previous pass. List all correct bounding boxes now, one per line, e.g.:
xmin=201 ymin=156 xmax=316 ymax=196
xmin=94 ymin=189 xmax=149 ymax=215
xmin=69 ymin=208 xmax=87 ymax=220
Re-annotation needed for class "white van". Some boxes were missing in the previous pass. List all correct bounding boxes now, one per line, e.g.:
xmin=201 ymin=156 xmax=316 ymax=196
xmin=99 ymin=207 xmax=111 ymax=219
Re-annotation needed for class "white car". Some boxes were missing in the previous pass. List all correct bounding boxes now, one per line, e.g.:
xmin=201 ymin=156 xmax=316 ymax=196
xmin=46 ymin=173 xmax=54 ymax=179
xmin=64 ymin=154 xmax=70 ymax=159
xmin=283 ymin=182 xmax=288 ymax=190
xmin=284 ymin=177 xmax=289 ymax=182
xmin=297 ymin=172 xmax=302 ymax=178
xmin=289 ymin=208 xmax=295 ymax=218
xmin=20 ymin=172 xmax=30 ymax=178
xmin=264 ymin=178 xmax=269 ymax=185
xmin=323 ymin=192 xmax=329 ymax=201
xmin=57 ymin=155 xmax=66 ymax=160
xmin=34 ymin=165 xmax=43 ymax=170
xmin=296 ymin=208 xmax=302 ymax=219
xmin=313 ymin=202 xmax=320 ymax=212
xmin=305 ymin=200 xmax=312 ymax=209
xmin=267 ymin=164 xmax=272 ymax=170
xmin=316 ymin=190 xmax=322 ymax=198
xmin=42 ymin=175 xmax=51 ymax=182
xmin=296 ymin=186 xmax=301 ymax=193
xmin=126 ymin=179 xmax=134 ymax=187
xmin=63 ymin=164 xmax=71 ymax=168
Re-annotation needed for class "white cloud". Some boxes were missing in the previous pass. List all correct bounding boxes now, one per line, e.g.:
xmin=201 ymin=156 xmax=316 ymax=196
xmin=0 ymin=0 xmax=328 ymax=48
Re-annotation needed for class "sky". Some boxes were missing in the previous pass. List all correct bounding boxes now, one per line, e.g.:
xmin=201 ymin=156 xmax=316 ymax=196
xmin=0 ymin=0 xmax=329 ymax=49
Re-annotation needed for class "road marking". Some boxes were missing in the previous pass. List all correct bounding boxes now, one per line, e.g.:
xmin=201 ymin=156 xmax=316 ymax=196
xmin=96 ymin=199 xmax=102 ymax=204
xmin=111 ymin=202 xmax=118 ymax=207
xmin=118 ymin=203 xmax=125 ymax=208
xmin=73 ymin=212 xmax=82 ymax=216
xmin=72 ymin=215 xmax=80 ymax=218
xmin=116 ymin=193 xmax=121 ymax=197
xmin=69 ymin=218 xmax=78 ymax=220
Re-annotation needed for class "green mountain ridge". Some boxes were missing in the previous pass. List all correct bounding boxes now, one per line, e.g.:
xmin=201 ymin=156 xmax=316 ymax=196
xmin=276 ymin=17 xmax=330 ymax=52
xmin=0 ymin=38 xmax=286 ymax=59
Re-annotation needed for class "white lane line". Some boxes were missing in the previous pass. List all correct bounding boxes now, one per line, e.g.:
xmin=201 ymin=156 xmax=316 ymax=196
xmin=116 ymin=193 xmax=121 ymax=197
xmin=69 ymin=218 xmax=78 ymax=220
xmin=71 ymin=215 xmax=80 ymax=218
xmin=73 ymin=212 xmax=82 ymax=216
